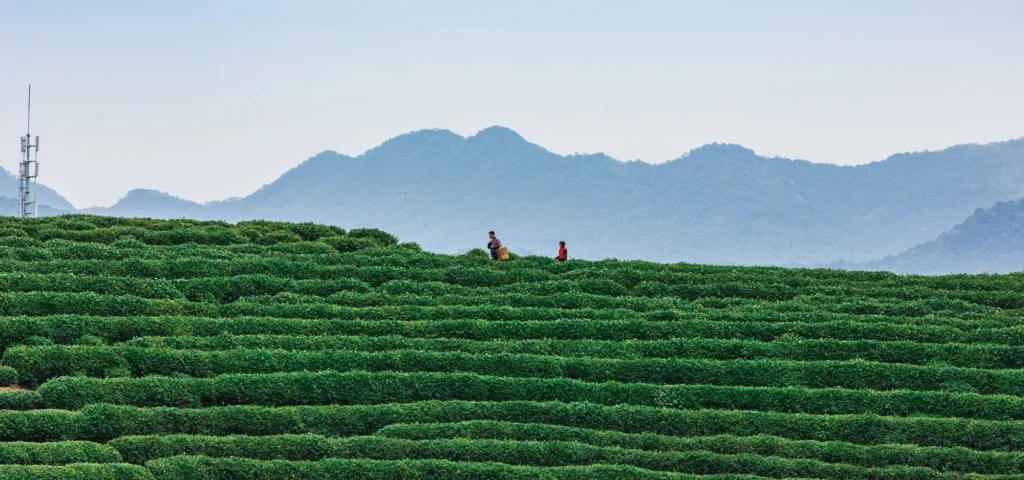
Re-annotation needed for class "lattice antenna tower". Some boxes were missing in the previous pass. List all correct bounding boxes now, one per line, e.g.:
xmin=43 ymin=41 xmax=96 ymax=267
xmin=19 ymin=85 xmax=40 ymax=218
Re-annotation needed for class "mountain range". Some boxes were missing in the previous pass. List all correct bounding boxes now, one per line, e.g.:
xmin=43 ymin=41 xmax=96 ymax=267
xmin=8 ymin=126 xmax=1024 ymax=272
xmin=837 ymin=199 xmax=1024 ymax=274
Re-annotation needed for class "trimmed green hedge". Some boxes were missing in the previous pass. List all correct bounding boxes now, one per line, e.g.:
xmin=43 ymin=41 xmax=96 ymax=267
xmin=0 ymin=441 xmax=121 ymax=465
xmin=33 ymin=371 xmax=1024 ymax=421
xmin=143 ymin=456 xmax=767 ymax=480
xmin=0 ymin=366 xmax=18 ymax=385
xmin=0 ymin=271 xmax=1015 ymax=319
xmin=376 ymin=421 xmax=1024 ymax=475
xmin=0 ymin=463 xmax=152 ymax=480
xmin=8 ymin=313 xmax=1023 ymax=349
xmin=0 ymin=253 xmax=1021 ymax=311
xmin=0 ymin=390 xmax=41 ymax=410
xmin=126 ymin=333 xmax=1024 ymax=370
xmin=0 ymin=273 xmax=185 ymax=300
xmin=0 ymin=409 xmax=81 ymax=442
xmin=107 ymin=434 xmax=952 ymax=479
xmin=14 ymin=346 xmax=1024 ymax=397
xmin=74 ymin=400 xmax=1024 ymax=451
xmin=0 ymin=307 xmax=1020 ymax=344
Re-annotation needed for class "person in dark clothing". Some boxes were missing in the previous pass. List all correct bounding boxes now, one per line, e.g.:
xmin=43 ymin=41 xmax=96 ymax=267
xmin=556 ymin=241 xmax=568 ymax=262
xmin=487 ymin=231 xmax=502 ymax=260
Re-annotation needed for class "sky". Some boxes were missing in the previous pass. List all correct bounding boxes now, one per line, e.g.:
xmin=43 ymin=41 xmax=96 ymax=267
xmin=2 ymin=0 xmax=1023 ymax=208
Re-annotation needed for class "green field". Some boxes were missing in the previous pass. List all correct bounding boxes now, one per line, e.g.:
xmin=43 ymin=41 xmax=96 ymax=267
xmin=0 ymin=215 xmax=1022 ymax=479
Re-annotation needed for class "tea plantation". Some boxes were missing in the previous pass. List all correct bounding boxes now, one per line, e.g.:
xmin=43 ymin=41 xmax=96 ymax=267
xmin=0 ymin=215 xmax=1023 ymax=479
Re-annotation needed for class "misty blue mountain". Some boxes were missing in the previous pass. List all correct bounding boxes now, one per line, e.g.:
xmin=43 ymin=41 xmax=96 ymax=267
xmin=0 ymin=168 xmax=74 ymax=212
xmin=837 ymin=199 xmax=1024 ymax=274
xmin=11 ymin=126 xmax=1024 ymax=271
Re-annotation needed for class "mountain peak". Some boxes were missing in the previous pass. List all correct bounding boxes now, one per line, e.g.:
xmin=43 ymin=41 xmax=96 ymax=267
xmin=368 ymin=129 xmax=464 ymax=157
xmin=118 ymin=189 xmax=201 ymax=207
xmin=378 ymin=129 xmax=462 ymax=146
xmin=84 ymin=188 xmax=204 ymax=218
xmin=470 ymin=126 xmax=525 ymax=142
xmin=309 ymin=150 xmax=350 ymax=160
xmin=466 ymin=126 xmax=541 ymax=155
xmin=122 ymin=188 xmax=174 ymax=198
xmin=684 ymin=143 xmax=758 ymax=159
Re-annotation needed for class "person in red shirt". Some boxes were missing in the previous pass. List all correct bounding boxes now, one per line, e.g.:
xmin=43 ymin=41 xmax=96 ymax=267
xmin=556 ymin=241 xmax=568 ymax=262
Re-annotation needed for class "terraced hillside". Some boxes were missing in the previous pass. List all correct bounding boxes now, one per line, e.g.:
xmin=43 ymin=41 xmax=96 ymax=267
xmin=0 ymin=216 xmax=1022 ymax=479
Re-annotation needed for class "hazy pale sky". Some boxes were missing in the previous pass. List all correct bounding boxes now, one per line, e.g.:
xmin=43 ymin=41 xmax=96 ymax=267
xmin=2 ymin=0 xmax=1023 ymax=208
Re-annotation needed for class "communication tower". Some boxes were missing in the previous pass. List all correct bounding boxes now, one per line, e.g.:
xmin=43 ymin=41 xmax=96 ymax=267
xmin=18 ymin=85 xmax=39 ymax=218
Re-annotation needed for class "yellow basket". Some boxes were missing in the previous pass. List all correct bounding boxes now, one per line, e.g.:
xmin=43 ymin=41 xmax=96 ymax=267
xmin=497 ymin=246 xmax=509 ymax=261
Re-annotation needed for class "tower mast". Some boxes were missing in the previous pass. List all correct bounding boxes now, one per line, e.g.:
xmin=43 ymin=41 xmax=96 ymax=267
xmin=19 ymin=85 xmax=39 ymax=218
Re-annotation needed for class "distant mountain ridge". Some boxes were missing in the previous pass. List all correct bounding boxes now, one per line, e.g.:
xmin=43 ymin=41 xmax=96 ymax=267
xmin=72 ymin=127 xmax=1024 ymax=266
xmin=0 ymin=168 xmax=74 ymax=212
xmin=838 ymin=199 xmax=1024 ymax=274
xmin=99 ymin=189 xmax=203 ymax=218
xmin=81 ymin=127 xmax=1024 ymax=266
